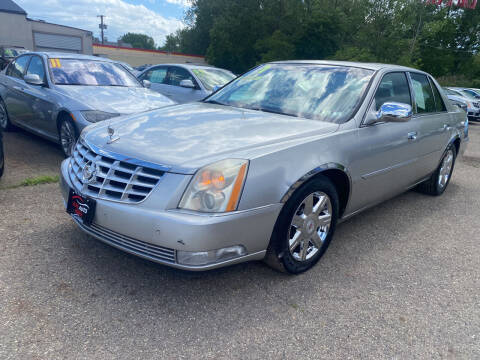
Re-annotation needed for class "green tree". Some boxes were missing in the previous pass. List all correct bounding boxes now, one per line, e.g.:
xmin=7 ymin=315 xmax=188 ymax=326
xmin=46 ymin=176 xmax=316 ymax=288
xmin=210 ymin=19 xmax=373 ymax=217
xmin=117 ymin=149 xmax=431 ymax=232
xmin=119 ymin=33 xmax=156 ymax=50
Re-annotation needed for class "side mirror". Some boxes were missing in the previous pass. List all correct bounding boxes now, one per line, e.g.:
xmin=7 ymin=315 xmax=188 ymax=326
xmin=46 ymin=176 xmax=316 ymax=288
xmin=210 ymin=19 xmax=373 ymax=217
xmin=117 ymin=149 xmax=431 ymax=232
xmin=24 ymin=74 xmax=44 ymax=86
xmin=365 ymin=102 xmax=412 ymax=125
xmin=142 ymin=79 xmax=151 ymax=88
xmin=180 ymin=79 xmax=195 ymax=89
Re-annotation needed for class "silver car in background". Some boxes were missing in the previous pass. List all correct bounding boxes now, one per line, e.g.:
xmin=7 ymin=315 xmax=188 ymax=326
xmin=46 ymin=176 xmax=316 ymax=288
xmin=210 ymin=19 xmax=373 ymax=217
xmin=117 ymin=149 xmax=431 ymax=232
xmin=137 ymin=63 xmax=236 ymax=103
xmin=0 ymin=52 xmax=174 ymax=156
xmin=60 ymin=61 xmax=468 ymax=274
xmin=444 ymin=87 xmax=480 ymax=121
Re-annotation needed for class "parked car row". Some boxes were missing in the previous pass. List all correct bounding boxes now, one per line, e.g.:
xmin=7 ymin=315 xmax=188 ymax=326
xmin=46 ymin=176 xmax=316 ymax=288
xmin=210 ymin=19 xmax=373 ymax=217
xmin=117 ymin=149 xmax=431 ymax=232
xmin=443 ymin=87 xmax=480 ymax=121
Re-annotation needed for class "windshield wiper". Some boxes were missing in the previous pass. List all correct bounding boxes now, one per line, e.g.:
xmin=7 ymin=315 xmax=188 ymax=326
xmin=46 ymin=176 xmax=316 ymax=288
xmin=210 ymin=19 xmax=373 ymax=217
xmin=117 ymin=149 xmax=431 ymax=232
xmin=246 ymin=106 xmax=297 ymax=117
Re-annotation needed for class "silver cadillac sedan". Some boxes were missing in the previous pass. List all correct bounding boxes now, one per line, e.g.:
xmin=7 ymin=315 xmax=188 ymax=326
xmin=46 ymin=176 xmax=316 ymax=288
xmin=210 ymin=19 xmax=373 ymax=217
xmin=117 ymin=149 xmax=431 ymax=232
xmin=0 ymin=52 xmax=174 ymax=156
xmin=60 ymin=61 xmax=469 ymax=274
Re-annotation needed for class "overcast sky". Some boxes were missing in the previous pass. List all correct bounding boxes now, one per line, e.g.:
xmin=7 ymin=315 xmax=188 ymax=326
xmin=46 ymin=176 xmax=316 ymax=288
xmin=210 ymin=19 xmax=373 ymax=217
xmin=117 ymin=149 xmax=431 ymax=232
xmin=15 ymin=0 xmax=191 ymax=46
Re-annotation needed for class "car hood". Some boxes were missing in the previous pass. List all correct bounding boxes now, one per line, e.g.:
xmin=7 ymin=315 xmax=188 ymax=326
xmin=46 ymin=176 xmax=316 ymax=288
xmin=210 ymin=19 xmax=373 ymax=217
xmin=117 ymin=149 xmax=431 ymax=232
xmin=57 ymin=85 xmax=175 ymax=113
xmin=83 ymin=102 xmax=339 ymax=174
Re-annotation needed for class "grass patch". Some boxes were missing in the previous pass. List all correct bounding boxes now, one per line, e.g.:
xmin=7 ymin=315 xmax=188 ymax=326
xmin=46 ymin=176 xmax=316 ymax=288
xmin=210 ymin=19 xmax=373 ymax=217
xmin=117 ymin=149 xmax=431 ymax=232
xmin=1 ymin=175 xmax=59 ymax=190
xmin=19 ymin=175 xmax=59 ymax=187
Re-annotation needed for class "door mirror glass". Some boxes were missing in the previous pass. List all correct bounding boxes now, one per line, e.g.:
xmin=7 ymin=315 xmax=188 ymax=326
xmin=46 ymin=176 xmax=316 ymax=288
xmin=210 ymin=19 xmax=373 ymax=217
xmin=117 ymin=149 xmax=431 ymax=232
xmin=24 ymin=73 xmax=44 ymax=86
xmin=142 ymin=79 xmax=151 ymax=88
xmin=180 ymin=79 xmax=195 ymax=88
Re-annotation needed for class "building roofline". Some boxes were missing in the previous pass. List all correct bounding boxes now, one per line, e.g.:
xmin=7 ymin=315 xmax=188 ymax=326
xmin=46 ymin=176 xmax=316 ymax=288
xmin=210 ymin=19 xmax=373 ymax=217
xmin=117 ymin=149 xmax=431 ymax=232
xmin=93 ymin=43 xmax=204 ymax=59
xmin=0 ymin=0 xmax=27 ymax=15
xmin=26 ymin=18 xmax=92 ymax=35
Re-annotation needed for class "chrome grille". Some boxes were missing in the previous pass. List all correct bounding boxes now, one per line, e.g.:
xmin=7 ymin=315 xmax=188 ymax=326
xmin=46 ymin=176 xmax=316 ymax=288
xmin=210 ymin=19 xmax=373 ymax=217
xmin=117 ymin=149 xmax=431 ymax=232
xmin=69 ymin=140 xmax=165 ymax=203
xmin=473 ymin=102 xmax=480 ymax=108
xmin=74 ymin=218 xmax=176 ymax=264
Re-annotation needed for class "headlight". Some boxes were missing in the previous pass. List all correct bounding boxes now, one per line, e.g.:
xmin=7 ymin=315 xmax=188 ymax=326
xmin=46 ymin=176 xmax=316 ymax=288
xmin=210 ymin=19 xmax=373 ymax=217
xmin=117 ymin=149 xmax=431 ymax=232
xmin=81 ymin=110 xmax=119 ymax=123
xmin=178 ymin=159 xmax=248 ymax=213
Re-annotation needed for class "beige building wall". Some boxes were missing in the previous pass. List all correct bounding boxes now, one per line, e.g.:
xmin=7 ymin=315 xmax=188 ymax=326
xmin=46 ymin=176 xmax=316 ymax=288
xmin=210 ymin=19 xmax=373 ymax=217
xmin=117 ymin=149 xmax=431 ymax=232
xmin=93 ymin=44 xmax=206 ymax=67
xmin=0 ymin=12 xmax=33 ymax=49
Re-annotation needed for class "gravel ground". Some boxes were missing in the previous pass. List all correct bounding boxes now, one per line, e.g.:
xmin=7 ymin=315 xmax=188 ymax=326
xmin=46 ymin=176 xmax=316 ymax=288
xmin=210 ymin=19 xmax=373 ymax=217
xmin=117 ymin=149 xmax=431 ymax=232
xmin=0 ymin=125 xmax=479 ymax=359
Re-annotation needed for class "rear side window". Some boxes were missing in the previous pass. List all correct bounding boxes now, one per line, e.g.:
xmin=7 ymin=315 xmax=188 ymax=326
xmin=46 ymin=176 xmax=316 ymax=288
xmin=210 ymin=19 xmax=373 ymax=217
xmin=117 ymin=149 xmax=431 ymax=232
xmin=6 ymin=55 xmax=30 ymax=79
xmin=410 ymin=73 xmax=436 ymax=113
xmin=26 ymin=56 xmax=45 ymax=82
xmin=374 ymin=72 xmax=411 ymax=111
xmin=429 ymin=78 xmax=446 ymax=112
xmin=143 ymin=67 xmax=167 ymax=84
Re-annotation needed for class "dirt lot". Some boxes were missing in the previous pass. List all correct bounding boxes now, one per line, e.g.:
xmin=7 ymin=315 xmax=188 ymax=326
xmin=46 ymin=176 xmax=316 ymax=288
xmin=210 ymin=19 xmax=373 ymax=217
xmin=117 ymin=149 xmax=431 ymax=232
xmin=0 ymin=124 xmax=479 ymax=359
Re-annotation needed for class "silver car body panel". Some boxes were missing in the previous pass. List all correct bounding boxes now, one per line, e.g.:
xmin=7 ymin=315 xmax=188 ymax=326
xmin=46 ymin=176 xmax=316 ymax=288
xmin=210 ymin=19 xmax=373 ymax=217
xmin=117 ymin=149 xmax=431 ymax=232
xmin=60 ymin=61 xmax=468 ymax=270
xmin=0 ymin=52 xmax=175 ymax=143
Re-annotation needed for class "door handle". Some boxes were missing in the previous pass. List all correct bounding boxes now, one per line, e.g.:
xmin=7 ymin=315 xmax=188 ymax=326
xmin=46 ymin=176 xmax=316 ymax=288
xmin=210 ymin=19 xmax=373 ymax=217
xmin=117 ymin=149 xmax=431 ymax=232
xmin=407 ymin=131 xmax=417 ymax=140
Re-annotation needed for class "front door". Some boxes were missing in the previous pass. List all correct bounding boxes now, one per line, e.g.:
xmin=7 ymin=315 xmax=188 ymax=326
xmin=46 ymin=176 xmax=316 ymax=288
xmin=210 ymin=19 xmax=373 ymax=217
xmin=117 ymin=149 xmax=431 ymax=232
xmin=2 ymin=55 xmax=32 ymax=127
xmin=348 ymin=72 xmax=423 ymax=211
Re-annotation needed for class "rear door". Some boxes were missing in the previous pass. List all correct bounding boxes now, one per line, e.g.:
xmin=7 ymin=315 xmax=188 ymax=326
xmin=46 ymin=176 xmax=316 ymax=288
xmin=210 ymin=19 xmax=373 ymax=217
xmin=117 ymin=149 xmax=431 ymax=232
xmin=2 ymin=55 xmax=32 ymax=126
xmin=140 ymin=65 xmax=169 ymax=96
xmin=408 ymin=72 xmax=450 ymax=175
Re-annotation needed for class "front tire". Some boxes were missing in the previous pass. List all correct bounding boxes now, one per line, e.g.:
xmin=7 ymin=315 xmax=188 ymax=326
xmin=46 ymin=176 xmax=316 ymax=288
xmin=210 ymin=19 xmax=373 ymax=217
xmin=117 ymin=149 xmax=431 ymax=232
xmin=417 ymin=144 xmax=456 ymax=196
xmin=58 ymin=116 xmax=78 ymax=157
xmin=265 ymin=176 xmax=339 ymax=274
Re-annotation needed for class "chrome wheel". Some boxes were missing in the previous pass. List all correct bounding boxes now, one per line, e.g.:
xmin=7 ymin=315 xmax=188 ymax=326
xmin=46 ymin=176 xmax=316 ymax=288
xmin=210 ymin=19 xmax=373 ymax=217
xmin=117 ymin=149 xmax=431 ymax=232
xmin=438 ymin=149 xmax=454 ymax=188
xmin=0 ymin=102 xmax=7 ymax=130
xmin=60 ymin=120 xmax=76 ymax=157
xmin=288 ymin=191 xmax=332 ymax=262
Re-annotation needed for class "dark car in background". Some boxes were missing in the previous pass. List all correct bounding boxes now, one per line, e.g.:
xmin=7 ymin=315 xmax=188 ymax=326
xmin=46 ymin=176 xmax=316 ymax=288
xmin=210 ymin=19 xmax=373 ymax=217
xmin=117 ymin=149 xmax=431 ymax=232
xmin=0 ymin=46 xmax=28 ymax=70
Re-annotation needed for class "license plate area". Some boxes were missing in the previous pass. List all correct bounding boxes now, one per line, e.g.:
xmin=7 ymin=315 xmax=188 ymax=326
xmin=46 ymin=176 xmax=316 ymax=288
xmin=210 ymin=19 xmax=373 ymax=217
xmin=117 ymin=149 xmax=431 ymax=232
xmin=67 ymin=189 xmax=96 ymax=225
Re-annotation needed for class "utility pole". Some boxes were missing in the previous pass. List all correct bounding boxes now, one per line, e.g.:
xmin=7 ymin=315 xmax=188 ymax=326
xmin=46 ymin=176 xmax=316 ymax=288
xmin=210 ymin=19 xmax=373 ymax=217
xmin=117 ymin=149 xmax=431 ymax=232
xmin=97 ymin=15 xmax=107 ymax=44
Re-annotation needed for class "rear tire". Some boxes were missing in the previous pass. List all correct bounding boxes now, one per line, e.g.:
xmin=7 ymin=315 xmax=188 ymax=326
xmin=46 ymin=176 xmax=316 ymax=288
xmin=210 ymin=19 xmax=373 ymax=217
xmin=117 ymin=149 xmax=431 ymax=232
xmin=0 ymin=98 xmax=14 ymax=132
xmin=264 ymin=176 xmax=339 ymax=274
xmin=417 ymin=144 xmax=456 ymax=196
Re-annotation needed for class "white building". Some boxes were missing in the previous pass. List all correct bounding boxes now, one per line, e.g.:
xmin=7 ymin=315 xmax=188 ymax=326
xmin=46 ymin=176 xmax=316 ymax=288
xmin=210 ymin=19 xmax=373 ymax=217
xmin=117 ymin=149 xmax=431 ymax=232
xmin=0 ymin=0 xmax=93 ymax=54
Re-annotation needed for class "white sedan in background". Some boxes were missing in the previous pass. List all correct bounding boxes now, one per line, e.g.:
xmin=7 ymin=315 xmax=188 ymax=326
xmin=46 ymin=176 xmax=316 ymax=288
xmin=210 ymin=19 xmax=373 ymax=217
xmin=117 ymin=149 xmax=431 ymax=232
xmin=138 ymin=64 xmax=236 ymax=103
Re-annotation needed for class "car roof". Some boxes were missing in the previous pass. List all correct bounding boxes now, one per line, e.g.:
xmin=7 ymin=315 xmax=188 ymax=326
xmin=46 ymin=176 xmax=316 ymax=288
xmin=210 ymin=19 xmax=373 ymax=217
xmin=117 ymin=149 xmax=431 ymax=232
xmin=269 ymin=60 xmax=425 ymax=73
xmin=145 ymin=63 xmax=233 ymax=72
xmin=21 ymin=52 xmax=117 ymax=63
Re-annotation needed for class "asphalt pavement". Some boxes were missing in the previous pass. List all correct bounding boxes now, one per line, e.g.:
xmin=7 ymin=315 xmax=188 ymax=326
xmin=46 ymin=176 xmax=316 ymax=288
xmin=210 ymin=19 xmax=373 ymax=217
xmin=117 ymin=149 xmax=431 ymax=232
xmin=0 ymin=124 xmax=479 ymax=359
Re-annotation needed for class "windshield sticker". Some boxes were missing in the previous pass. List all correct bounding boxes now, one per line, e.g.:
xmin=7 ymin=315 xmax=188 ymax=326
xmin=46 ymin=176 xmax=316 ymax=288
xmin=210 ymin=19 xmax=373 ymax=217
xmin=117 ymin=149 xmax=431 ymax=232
xmin=49 ymin=59 xmax=61 ymax=68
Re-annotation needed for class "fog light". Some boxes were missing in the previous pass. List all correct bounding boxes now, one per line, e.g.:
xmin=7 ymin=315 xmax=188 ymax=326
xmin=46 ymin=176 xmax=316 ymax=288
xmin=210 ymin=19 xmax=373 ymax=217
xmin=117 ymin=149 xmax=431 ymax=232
xmin=177 ymin=245 xmax=247 ymax=266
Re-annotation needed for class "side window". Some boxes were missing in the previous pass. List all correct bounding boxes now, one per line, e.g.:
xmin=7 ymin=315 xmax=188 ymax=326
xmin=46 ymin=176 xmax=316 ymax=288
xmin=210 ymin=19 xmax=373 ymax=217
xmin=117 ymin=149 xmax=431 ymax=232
xmin=167 ymin=67 xmax=196 ymax=87
xmin=7 ymin=55 xmax=30 ymax=79
xmin=26 ymin=56 xmax=46 ymax=82
xmin=374 ymin=72 xmax=411 ymax=111
xmin=429 ymin=78 xmax=446 ymax=112
xmin=410 ymin=73 xmax=436 ymax=114
xmin=143 ymin=67 xmax=167 ymax=84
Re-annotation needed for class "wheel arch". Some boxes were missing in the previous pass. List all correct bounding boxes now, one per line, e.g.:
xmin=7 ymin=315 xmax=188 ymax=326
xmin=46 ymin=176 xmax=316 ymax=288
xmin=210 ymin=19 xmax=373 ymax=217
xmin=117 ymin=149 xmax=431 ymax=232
xmin=280 ymin=163 xmax=351 ymax=218
xmin=56 ymin=109 xmax=75 ymax=132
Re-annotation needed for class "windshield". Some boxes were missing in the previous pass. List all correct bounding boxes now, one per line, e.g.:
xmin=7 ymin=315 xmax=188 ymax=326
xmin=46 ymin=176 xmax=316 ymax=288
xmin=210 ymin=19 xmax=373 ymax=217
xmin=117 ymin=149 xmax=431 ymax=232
xmin=49 ymin=59 xmax=141 ymax=87
xmin=206 ymin=64 xmax=373 ymax=123
xmin=191 ymin=68 xmax=236 ymax=91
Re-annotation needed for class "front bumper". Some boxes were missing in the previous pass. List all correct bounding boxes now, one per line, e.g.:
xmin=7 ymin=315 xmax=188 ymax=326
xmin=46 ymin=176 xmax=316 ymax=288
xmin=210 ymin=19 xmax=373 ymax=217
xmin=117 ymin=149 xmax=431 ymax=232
xmin=60 ymin=159 xmax=282 ymax=270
